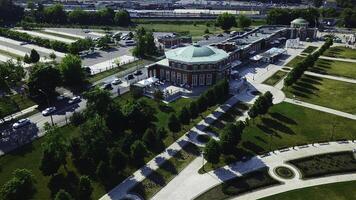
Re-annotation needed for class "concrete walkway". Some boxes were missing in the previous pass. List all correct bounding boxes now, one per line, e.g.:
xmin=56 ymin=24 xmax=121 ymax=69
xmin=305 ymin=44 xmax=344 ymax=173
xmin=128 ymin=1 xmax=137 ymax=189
xmin=153 ymin=141 xmax=356 ymax=200
xmin=304 ymin=71 xmax=356 ymax=84
xmin=2 ymin=105 xmax=39 ymax=122
xmin=319 ymin=55 xmax=356 ymax=63
xmin=284 ymin=98 xmax=356 ymax=120
xmin=15 ymin=29 xmax=76 ymax=44
xmin=99 ymin=95 xmax=242 ymax=200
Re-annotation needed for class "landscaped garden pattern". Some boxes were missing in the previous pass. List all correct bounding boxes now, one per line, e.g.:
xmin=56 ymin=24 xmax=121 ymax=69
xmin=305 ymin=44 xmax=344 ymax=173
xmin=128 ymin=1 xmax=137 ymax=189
xmin=261 ymin=180 xmax=356 ymax=200
xmin=263 ymin=71 xmax=288 ymax=86
xmin=309 ymin=59 xmax=356 ymax=79
xmin=323 ymin=46 xmax=356 ymax=59
xmin=202 ymin=102 xmax=356 ymax=172
xmin=194 ymin=168 xmax=281 ymax=200
xmin=130 ymin=142 xmax=200 ymax=199
xmin=301 ymin=46 xmax=318 ymax=54
xmin=285 ymin=56 xmax=304 ymax=68
xmin=288 ymin=151 xmax=356 ymax=179
xmin=283 ymin=74 xmax=356 ymax=113
xmin=274 ymin=166 xmax=295 ymax=179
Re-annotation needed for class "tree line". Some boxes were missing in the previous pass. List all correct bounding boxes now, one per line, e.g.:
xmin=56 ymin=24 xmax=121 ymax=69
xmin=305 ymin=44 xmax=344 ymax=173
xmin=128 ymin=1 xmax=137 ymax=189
xmin=284 ymin=38 xmax=333 ymax=87
xmin=215 ymin=13 xmax=252 ymax=31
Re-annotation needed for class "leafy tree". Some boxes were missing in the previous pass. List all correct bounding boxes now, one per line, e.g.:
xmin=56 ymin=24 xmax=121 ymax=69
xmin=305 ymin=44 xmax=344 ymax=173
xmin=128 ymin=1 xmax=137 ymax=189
xmin=49 ymin=52 xmax=56 ymax=61
xmin=142 ymin=128 xmax=156 ymax=147
xmin=59 ymin=54 xmax=86 ymax=87
xmin=237 ymin=15 xmax=252 ymax=28
xmin=28 ymin=63 xmax=61 ymax=99
xmin=157 ymin=127 xmax=168 ymax=139
xmin=122 ymin=99 xmax=155 ymax=134
xmin=105 ymin=104 xmax=124 ymax=133
xmin=189 ymin=101 xmax=199 ymax=119
xmin=216 ymin=12 xmax=236 ymax=31
xmin=110 ymin=148 xmax=127 ymax=171
xmin=132 ymin=27 xmax=157 ymax=57
xmin=84 ymin=88 xmax=113 ymax=116
xmin=43 ymin=4 xmax=67 ymax=24
xmin=54 ymin=189 xmax=73 ymax=200
xmin=197 ymin=95 xmax=208 ymax=113
xmin=68 ymin=38 xmax=94 ymax=54
xmin=0 ymin=169 xmax=35 ymax=200
xmin=204 ymin=139 xmax=221 ymax=164
xmin=29 ymin=49 xmax=40 ymax=63
xmin=204 ymin=28 xmax=210 ymax=34
xmin=23 ymin=54 xmax=31 ymax=64
xmin=98 ymin=7 xmax=115 ymax=25
xmin=114 ymin=10 xmax=131 ymax=26
xmin=219 ymin=123 xmax=238 ymax=153
xmin=178 ymin=106 xmax=190 ymax=125
xmin=96 ymin=161 xmax=111 ymax=181
xmin=78 ymin=176 xmax=93 ymax=200
xmin=341 ymin=8 xmax=356 ymax=28
xmin=168 ymin=113 xmax=181 ymax=133
xmin=0 ymin=0 xmax=24 ymax=23
xmin=0 ymin=60 xmax=25 ymax=93
xmin=130 ymin=140 xmax=147 ymax=163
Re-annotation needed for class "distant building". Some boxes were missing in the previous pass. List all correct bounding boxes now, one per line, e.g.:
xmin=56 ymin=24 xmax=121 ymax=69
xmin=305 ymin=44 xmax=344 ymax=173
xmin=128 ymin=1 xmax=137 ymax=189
xmin=290 ymin=18 xmax=317 ymax=41
xmin=157 ymin=35 xmax=192 ymax=48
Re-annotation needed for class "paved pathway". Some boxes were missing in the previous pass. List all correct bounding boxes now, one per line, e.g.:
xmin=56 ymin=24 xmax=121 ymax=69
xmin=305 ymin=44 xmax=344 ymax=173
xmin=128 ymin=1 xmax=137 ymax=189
xmin=319 ymin=55 xmax=356 ymax=63
xmin=304 ymin=71 xmax=356 ymax=84
xmin=15 ymin=29 xmax=76 ymax=43
xmin=284 ymin=98 xmax=356 ymax=120
xmin=99 ymin=95 xmax=242 ymax=200
xmin=153 ymin=141 xmax=356 ymax=200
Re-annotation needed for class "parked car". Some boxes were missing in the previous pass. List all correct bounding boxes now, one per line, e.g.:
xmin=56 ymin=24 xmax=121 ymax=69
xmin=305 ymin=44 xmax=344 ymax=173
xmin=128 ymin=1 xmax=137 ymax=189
xmin=12 ymin=118 xmax=31 ymax=129
xmin=134 ymin=70 xmax=143 ymax=76
xmin=126 ymin=74 xmax=134 ymax=80
xmin=42 ymin=107 xmax=57 ymax=116
xmin=68 ymin=96 xmax=81 ymax=104
xmin=101 ymin=83 xmax=113 ymax=90
xmin=111 ymin=78 xmax=122 ymax=85
xmin=217 ymin=33 xmax=224 ymax=37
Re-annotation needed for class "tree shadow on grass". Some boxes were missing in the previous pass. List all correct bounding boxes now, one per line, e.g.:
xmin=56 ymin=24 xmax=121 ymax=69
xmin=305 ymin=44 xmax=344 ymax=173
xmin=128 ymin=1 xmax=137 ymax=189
xmin=295 ymin=81 xmax=319 ymax=92
xmin=257 ymin=124 xmax=275 ymax=135
xmin=261 ymin=118 xmax=295 ymax=135
xmin=146 ymin=170 xmax=166 ymax=187
xmin=254 ymin=136 xmax=267 ymax=144
xmin=242 ymin=141 xmax=265 ymax=154
xmin=269 ymin=112 xmax=297 ymax=125
xmin=48 ymin=171 xmax=79 ymax=197
xmin=160 ymin=160 xmax=178 ymax=175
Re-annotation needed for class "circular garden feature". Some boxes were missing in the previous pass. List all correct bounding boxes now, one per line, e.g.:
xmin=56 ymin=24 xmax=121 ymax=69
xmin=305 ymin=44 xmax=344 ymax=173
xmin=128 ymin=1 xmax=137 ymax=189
xmin=274 ymin=166 xmax=295 ymax=179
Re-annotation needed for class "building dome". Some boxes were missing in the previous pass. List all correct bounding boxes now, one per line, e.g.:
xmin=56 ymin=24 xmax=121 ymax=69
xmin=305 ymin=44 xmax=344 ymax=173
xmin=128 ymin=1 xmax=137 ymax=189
xmin=165 ymin=44 xmax=229 ymax=64
xmin=291 ymin=18 xmax=309 ymax=25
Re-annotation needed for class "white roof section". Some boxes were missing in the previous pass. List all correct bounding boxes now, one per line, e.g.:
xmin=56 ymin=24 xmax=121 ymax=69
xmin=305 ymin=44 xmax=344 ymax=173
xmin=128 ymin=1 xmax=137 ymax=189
xmin=136 ymin=77 xmax=159 ymax=87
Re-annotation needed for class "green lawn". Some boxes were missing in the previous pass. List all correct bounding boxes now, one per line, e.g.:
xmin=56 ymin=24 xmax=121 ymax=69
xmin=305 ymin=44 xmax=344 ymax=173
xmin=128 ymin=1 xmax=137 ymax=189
xmin=201 ymin=102 xmax=356 ymax=172
xmin=260 ymin=181 xmax=356 ymax=200
xmin=130 ymin=142 xmax=200 ymax=199
xmin=283 ymin=74 xmax=356 ymax=114
xmin=263 ymin=71 xmax=288 ymax=86
xmin=323 ymin=46 xmax=356 ymax=59
xmin=0 ymin=94 xmax=36 ymax=117
xmin=301 ymin=46 xmax=318 ymax=54
xmin=285 ymin=56 xmax=304 ymax=68
xmin=310 ymin=59 xmax=356 ymax=79
xmin=195 ymin=168 xmax=280 ymax=200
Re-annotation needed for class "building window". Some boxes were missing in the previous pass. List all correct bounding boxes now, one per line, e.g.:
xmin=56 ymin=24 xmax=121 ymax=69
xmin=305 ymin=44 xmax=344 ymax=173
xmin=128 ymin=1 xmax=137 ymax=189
xmin=192 ymin=75 xmax=198 ymax=86
xmin=193 ymin=65 xmax=198 ymax=70
xmin=166 ymin=70 xmax=170 ymax=81
xmin=171 ymin=71 xmax=176 ymax=82
xmin=182 ymin=73 xmax=188 ymax=84
xmin=176 ymin=72 xmax=181 ymax=84
xmin=206 ymin=74 xmax=212 ymax=85
xmin=199 ymin=74 xmax=205 ymax=86
xmin=160 ymin=69 xmax=165 ymax=79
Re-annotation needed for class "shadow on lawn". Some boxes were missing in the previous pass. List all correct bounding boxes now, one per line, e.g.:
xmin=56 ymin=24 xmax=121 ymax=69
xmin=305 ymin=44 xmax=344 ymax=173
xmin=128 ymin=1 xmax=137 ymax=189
xmin=261 ymin=118 xmax=295 ymax=135
xmin=269 ymin=112 xmax=297 ymax=125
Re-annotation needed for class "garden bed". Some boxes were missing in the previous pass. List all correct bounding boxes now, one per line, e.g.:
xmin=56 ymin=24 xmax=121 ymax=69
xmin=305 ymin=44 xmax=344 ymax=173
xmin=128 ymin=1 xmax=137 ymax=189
xmin=263 ymin=71 xmax=288 ymax=86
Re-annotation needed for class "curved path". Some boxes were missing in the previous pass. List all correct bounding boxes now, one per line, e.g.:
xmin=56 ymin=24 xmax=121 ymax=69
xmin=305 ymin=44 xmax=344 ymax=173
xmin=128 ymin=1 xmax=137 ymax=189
xmin=152 ymin=141 xmax=356 ymax=200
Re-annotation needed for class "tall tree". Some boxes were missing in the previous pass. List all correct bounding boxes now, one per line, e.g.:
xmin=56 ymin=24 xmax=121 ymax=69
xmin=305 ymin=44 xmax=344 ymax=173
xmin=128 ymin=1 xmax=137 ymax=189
xmin=84 ymin=88 xmax=113 ymax=116
xmin=216 ymin=12 xmax=236 ymax=31
xmin=204 ymin=139 xmax=221 ymax=164
xmin=178 ymin=106 xmax=191 ymax=125
xmin=0 ymin=169 xmax=35 ymax=200
xmin=78 ymin=176 xmax=93 ymax=200
xmin=114 ymin=10 xmax=131 ymax=26
xmin=43 ymin=4 xmax=67 ymax=24
xmin=168 ymin=113 xmax=181 ymax=133
xmin=130 ymin=140 xmax=147 ymax=164
xmin=237 ymin=15 xmax=252 ymax=28
xmin=28 ymin=63 xmax=61 ymax=98
xmin=54 ymin=189 xmax=73 ymax=200
xmin=110 ymin=148 xmax=128 ymax=172
xmin=59 ymin=54 xmax=86 ymax=87
xmin=30 ymin=49 xmax=40 ymax=63
xmin=0 ymin=60 xmax=25 ymax=93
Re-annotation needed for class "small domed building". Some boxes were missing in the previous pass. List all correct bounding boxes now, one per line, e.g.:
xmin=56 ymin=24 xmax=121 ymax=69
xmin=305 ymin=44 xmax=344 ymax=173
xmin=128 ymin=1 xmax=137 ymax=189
xmin=147 ymin=44 xmax=231 ymax=87
xmin=290 ymin=18 xmax=317 ymax=41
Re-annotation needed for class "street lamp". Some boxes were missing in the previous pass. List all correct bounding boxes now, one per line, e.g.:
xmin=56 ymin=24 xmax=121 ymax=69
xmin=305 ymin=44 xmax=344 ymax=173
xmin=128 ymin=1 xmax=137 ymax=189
xmin=38 ymin=89 xmax=54 ymax=126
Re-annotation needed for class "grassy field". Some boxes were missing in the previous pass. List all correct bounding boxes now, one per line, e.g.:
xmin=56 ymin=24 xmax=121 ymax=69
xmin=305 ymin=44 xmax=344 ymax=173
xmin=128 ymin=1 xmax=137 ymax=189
xmin=283 ymin=74 xmax=356 ymax=114
xmin=130 ymin=142 xmax=200 ymax=199
xmin=285 ymin=56 xmax=304 ymax=68
xmin=310 ymin=59 xmax=356 ymax=79
xmin=263 ymin=71 xmax=288 ymax=86
xmin=0 ymin=94 xmax=37 ymax=117
xmin=201 ymin=102 xmax=356 ymax=172
xmin=195 ymin=168 xmax=280 ymax=200
xmin=289 ymin=151 xmax=356 ymax=179
xmin=260 ymin=181 xmax=356 ymax=200
xmin=323 ymin=46 xmax=356 ymax=59
xmin=301 ymin=46 xmax=318 ymax=54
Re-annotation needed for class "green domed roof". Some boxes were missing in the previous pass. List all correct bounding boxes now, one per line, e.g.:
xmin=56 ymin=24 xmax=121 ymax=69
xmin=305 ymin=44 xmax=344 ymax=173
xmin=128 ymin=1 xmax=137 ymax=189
xmin=165 ymin=44 xmax=228 ymax=64
xmin=291 ymin=18 xmax=309 ymax=25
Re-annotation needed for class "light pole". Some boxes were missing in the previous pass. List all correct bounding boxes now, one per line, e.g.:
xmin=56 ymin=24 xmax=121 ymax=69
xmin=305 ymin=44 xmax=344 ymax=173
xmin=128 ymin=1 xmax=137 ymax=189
xmin=38 ymin=89 xmax=54 ymax=126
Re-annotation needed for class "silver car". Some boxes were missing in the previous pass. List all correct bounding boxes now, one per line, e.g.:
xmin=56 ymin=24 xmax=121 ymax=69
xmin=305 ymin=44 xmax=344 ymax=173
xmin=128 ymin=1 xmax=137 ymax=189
xmin=12 ymin=118 xmax=31 ymax=129
xmin=42 ymin=107 xmax=57 ymax=116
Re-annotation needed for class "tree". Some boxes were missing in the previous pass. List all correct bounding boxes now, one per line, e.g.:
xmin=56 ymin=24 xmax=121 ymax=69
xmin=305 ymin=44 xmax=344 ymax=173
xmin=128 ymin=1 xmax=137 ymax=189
xmin=49 ymin=52 xmax=56 ymax=61
xmin=23 ymin=54 xmax=31 ymax=64
xmin=30 ymin=49 xmax=40 ymax=63
xmin=216 ymin=12 xmax=236 ymax=31
xmin=28 ymin=63 xmax=61 ymax=99
xmin=197 ymin=95 xmax=208 ymax=113
xmin=0 ymin=169 xmax=35 ymax=200
xmin=0 ymin=60 xmax=25 ymax=93
xmin=54 ymin=189 xmax=73 ymax=200
xmin=84 ymin=88 xmax=113 ymax=116
xmin=130 ymin=140 xmax=147 ymax=164
xmin=178 ymin=106 xmax=190 ymax=124
xmin=313 ymin=0 xmax=323 ymax=7
xmin=204 ymin=139 xmax=220 ymax=164
xmin=110 ymin=148 xmax=128 ymax=171
xmin=39 ymin=125 xmax=68 ymax=176
xmin=43 ymin=4 xmax=67 ymax=24
xmin=142 ymin=128 xmax=156 ymax=147
xmin=114 ymin=10 xmax=131 ymax=26
xmin=219 ymin=123 xmax=238 ymax=153
xmin=96 ymin=161 xmax=111 ymax=181
xmin=237 ymin=15 xmax=251 ymax=28
xmin=59 ymin=54 xmax=86 ymax=87
xmin=98 ymin=7 xmax=115 ymax=25
xmin=78 ymin=176 xmax=93 ymax=200
xmin=189 ymin=101 xmax=199 ymax=119
xmin=132 ymin=27 xmax=157 ymax=57
xmin=341 ymin=8 xmax=356 ymax=28
xmin=0 ymin=0 xmax=24 ymax=23
xmin=204 ymin=28 xmax=210 ymax=34
xmin=168 ymin=114 xmax=181 ymax=133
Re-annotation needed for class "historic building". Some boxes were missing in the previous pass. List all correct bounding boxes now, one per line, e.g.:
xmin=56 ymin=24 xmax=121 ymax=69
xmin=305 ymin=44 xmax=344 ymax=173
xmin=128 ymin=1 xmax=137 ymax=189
xmin=147 ymin=44 xmax=230 ymax=87
xmin=290 ymin=18 xmax=317 ymax=41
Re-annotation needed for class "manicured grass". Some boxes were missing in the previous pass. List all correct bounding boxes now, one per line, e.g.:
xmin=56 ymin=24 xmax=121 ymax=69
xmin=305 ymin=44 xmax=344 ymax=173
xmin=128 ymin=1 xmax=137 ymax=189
xmin=130 ymin=142 xmax=200 ymax=199
xmin=0 ymin=48 xmax=23 ymax=60
xmin=263 ymin=70 xmax=288 ymax=86
xmin=260 ymin=181 xmax=356 ymax=200
xmin=302 ymin=46 xmax=318 ymax=54
xmin=0 ymin=94 xmax=36 ymax=117
xmin=88 ymin=59 xmax=150 ymax=83
xmin=288 ymin=151 xmax=356 ymax=179
xmin=323 ymin=46 xmax=356 ymax=59
xmin=310 ymin=59 xmax=356 ymax=79
xmin=202 ymin=102 xmax=356 ymax=172
xmin=283 ymin=74 xmax=356 ymax=114
xmin=195 ymin=168 xmax=280 ymax=200
xmin=285 ymin=56 xmax=304 ymax=68
xmin=36 ymin=30 xmax=81 ymax=41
